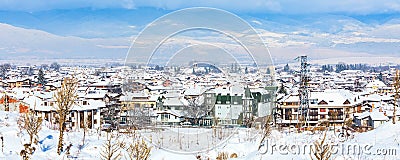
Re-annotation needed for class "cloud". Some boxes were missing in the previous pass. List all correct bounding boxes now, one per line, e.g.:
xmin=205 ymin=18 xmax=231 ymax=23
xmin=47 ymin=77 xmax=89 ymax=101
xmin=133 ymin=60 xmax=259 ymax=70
xmin=96 ymin=45 xmax=130 ymax=49
xmin=251 ymin=20 xmax=262 ymax=25
xmin=0 ymin=0 xmax=136 ymax=11
xmin=1 ymin=0 xmax=400 ymax=15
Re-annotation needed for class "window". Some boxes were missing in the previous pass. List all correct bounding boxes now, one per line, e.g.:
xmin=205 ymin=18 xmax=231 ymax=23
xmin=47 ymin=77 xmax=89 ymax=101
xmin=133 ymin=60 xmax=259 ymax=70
xmin=134 ymin=104 xmax=140 ymax=108
xmin=310 ymin=99 xmax=318 ymax=104
xmin=83 ymin=101 xmax=88 ymax=105
xmin=320 ymin=108 xmax=326 ymax=112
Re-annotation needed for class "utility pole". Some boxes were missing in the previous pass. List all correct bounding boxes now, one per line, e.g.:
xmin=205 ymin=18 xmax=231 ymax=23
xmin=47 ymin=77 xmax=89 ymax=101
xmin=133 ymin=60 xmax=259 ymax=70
xmin=295 ymin=56 xmax=310 ymax=128
xmin=393 ymin=69 xmax=399 ymax=124
xmin=4 ymin=92 xmax=9 ymax=112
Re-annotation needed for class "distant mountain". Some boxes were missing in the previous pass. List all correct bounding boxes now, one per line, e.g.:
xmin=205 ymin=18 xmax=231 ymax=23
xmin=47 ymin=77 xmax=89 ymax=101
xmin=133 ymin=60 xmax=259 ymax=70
xmin=0 ymin=23 xmax=129 ymax=59
xmin=0 ymin=8 xmax=169 ymax=38
xmin=0 ymin=8 xmax=399 ymax=63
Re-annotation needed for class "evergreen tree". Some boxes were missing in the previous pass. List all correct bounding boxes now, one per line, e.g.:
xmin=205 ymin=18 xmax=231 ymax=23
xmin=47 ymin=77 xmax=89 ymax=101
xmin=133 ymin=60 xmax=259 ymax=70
xmin=266 ymin=68 xmax=271 ymax=74
xmin=278 ymin=84 xmax=287 ymax=95
xmin=245 ymin=67 xmax=248 ymax=74
xmin=283 ymin=64 xmax=290 ymax=72
xmin=38 ymin=69 xmax=47 ymax=87
xmin=234 ymin=63 xmax=238 ymax=73
xmin=378 ymin=72 xmax=383 ymax=82
xmin=27 ymin=67 xmax=34 ymax=76
xmin=154 ymin=65 xmax=160 ymax=70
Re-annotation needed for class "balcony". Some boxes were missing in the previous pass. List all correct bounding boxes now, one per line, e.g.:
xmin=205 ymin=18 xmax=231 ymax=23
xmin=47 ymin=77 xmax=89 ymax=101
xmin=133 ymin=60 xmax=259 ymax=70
xmin=309 ymin=111 xmax=318 ymax=116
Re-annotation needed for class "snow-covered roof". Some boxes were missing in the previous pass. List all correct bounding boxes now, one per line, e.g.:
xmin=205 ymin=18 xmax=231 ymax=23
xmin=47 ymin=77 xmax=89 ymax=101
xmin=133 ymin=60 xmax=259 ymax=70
xmin=366 ymin=80 xmax=386 ymax=88
xmin=183 ymin=86 xmax=206 ymax=96
xmin=280 ymin=89 xmax=357 ymax=106
xmin=71 ymin=100 xmax=105 ymax=111
xmin=85 ymin=90 xmax=107 ymax=99
xmin=155 ymin=109 xmax=183 ymax=117
xmin=369 ymin=111 xmax=389 ymax=121
xmin=90 ymin=80 xmax=111 ymax=86
xmin=163 ymin=97 xmax=185 ymax=106
xmin=355 ymin=112 xmax=370 ymax=120
xmin=361 ymin=94 xmax=393 ymax=102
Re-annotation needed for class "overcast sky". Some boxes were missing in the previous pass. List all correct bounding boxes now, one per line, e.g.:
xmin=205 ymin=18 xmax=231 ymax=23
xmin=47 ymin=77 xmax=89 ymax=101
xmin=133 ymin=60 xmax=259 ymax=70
xmin=1 ymin=0 xmax=400 ymax=15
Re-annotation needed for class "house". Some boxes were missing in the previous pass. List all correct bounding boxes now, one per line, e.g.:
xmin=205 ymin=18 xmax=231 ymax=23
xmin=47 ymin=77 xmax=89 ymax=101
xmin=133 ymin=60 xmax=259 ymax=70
xmin=213 ymin=84 xmax=244 ymax=125
xmin=365 ymin=80 xmax=386 ymax=92
xmin=368 ymin=111 xmax=389 ymax=128
xmin=155 ymin=110 xmax=183 ymax=125
xmin=0 ymin=94 xmax=19 ymax=112
xmin=23 ymin=94 xmax=104 ymax=131
xmin=6 ymin=78 xmax=32 ymax=88
xmin=119 ymin=91 xmax=157 ymax=126
xmin=277 ymin=89 xmax=360 ymax=126
xmin=354 ymin=110 xmax=390 ymax=129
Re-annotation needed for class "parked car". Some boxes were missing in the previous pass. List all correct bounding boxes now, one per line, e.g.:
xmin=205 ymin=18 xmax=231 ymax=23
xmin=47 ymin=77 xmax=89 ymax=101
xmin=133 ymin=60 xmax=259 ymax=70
xmin=101 ymin=123 xmax=112 ymax=131
xmin=180 ymin=122 xmax=192 ymax=127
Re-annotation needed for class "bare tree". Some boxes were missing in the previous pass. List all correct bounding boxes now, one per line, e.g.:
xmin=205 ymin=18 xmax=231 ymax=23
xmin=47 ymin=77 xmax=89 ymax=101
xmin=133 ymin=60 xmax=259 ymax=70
xmin=394 ymin=69 xmax=400 ymax=124
xmin=100 ymin=132 xmax=122 ymax=160
xmin=21 ymin=110 xmax=43 ymax=145
xmin=20 ymin=143 xmax=36 ymax=160
xmin=329 ymin=110 xmax=339 ymax=135
xmin=124 ymin=131 xmax=152 ymax=160
xmin=54 ymin=77 xmax=78 ymax=155
xmin=127 ymin=106 xmax=150 ymax=130
xmin=122 ymin=80 xmax=151 ymax=130
xmin=121 ymin=79 xmax=135 ymax=93
xmin=310 ymin=131 xmax=332 ymax=160
xmin=50 ymin=62 xmax=61 ymax=71
xmin=80 ymin=117 xmax=91 ymax=150
xmin=258 ymin=116 xmax=272 ymax=151
xmin=183 ymin=96 xmax=207 ymax=126
xmin=216 ymin=152 xmax=228 ymax=160
xmin=19 ymin=110 xmax=42 ymax=160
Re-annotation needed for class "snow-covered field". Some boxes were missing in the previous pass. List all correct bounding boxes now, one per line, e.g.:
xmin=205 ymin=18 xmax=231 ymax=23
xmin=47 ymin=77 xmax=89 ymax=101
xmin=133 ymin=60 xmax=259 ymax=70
xmin=0 ymin=111 xmax=399 ymax=160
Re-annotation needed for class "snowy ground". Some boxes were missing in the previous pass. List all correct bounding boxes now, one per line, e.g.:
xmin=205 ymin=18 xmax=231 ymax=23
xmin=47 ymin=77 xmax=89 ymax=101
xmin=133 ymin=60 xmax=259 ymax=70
xmin=0 ymin=111 xmax=399 ymax=160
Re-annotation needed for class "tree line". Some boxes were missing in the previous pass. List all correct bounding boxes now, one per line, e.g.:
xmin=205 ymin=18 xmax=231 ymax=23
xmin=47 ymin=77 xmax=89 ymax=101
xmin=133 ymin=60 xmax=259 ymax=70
xmin=320 ymin=63 xmax=400 ymax=73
